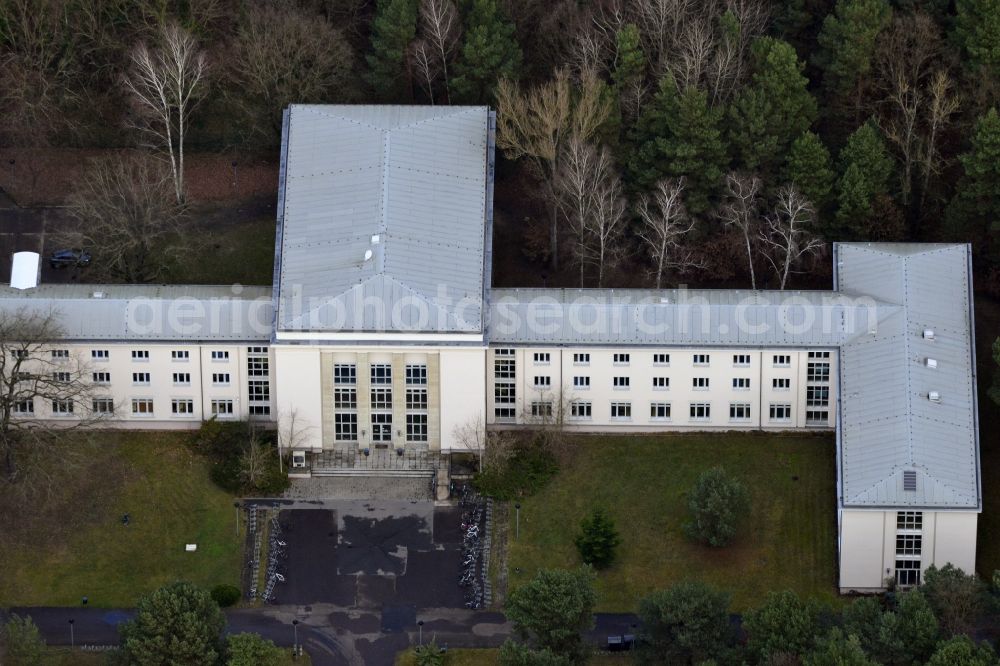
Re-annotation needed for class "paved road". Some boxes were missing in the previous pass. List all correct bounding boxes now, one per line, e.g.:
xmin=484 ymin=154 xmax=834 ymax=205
xmin=6 ymin=606 xmax=640 ymax=665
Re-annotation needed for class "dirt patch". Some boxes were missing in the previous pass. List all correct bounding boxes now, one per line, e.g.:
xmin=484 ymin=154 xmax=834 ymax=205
xmin=0 ymin=147 xmax=278 ymax=206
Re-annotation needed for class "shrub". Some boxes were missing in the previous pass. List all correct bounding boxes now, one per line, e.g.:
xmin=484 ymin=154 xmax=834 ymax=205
xmin=743 ymin=590 xmax=822 ymax=662
xmin=413 ymin=638 xmax=446 ymax=666
xmin=473 ymin=441 xmax=557 ymax=500
xmin=498 ymin=639 xmax=573 ymax=665
xmin=193 ymin=420 xmax=288 ymax=495
xmin=684 ymin=466 xmax=749 ymax=547
xmin=226 ymin=632 xmax=283 ymax=666
xmin=922 ymin=564 xmax=987 ymax=636
xmin=505 ymin=566 xmax=596 ymax=662
xmin=211 ymin=584 xmax=242 ymax=607
xmin=637 ymin=581 xmax=733 ymax=664
xmin=574 ymin=508 xmax=621 ymax=570
xmin=3 ymin=614 xmax=46 ymax=665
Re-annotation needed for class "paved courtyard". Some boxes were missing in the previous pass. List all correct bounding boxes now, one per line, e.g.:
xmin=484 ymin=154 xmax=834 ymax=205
xmin=265 ymin=500 xmax=465 ymax=610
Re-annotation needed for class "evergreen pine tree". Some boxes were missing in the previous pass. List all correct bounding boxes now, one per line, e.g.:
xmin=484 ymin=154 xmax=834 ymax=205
xmin=815 ymin=0 xmax=892 ymax=100
xmin=366 ymin=0 xmax=418 ymax=102
xmin=612 ymin=24 xmax=645 ymax=92
xmin=628 ymin=77 xmax=728 ymax=214
xmin=954 ymin=0 xmax=1000 ymax=77
xmin=451 ymin=0 xmax=521 ymax=104
xmin=834 ymin=121 xmax=895 ymax=238
xmin=574 ymin=507 xmax=621 ymax=570
xmin=947 ymin=107 xmax=1000 ymax=241
xmin=729 ymin=37 xmax=817 ymax=173
xmin=783 ymin=131 xmax=835 ymax=210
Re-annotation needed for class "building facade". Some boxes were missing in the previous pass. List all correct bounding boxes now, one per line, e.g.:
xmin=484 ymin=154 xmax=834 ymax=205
xmin=1 ymin=105 xmax=981 ymax=593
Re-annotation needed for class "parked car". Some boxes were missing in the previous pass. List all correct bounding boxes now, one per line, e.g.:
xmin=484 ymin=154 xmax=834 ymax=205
xmin=48 ymin=249 xmax=91 ymax=269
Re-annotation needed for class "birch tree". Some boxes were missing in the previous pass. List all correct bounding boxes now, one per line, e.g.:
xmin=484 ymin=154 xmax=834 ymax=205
xmin=588 ymin=156 xmax=628 ymax=288
xmin=719 ymin=172 xmax=763 ymax=289
xmin=418 ymin=0 xmax=460 ymax=102
xmin=759 ymin=185 xmax=823 ymax=290
xmin=556 ymin=137 xmax=601 ymax=287
xmin=496 ymin=68 xmax=613 ymax=271
xmin=122 ymin=22 xmax=207 ymax=204
xmin=636 ymin=177 xmax=701 ymax=289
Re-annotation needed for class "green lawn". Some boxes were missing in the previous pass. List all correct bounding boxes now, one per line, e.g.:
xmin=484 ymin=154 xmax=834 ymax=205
xmin=0 ymin=432 xmax=243 ymax=607
xmin=505 ymin=432 xmax=838 ymax=612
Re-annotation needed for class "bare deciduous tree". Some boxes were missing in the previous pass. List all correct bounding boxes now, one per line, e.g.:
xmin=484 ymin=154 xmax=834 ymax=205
xmin=418 ymin=0 xmax=460 ymax=102
xmin=0 ymin=309 xmax=105 ymax=486
xmin=759 ymin=185 xmax=823 ymax=290
xmin=122 ymin=22 xmax=207 ymax=203
xmin=496 ymin=68 xmax=613 ymax=271
xmin=411 ymin=39 xmax=439 ymax=103
xmin=588 ymin=156 xmax=628 ymax=288
xmin=719 ymin=172 xmax=763 ymax=289
xmin=919 ymin=70 xmax=960 ymax=211
xmin=240 ymin=427 xmax=272 ymax=489
xmin=636 ymin=177 xmax=702 ymax=289
xmin=452 ymin=414 xmax=517 ymax=475
xmin=62 ymin=156 xmax=187 ymax=283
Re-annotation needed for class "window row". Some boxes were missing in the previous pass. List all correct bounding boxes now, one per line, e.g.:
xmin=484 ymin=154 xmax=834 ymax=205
xmin=333 ymin=387 xmax=428 ymax=410
xmin=332 ymin=413 xmax=429 ymax=443
xmin=18 ymin=348 xmax=257 ymax=362
xmin=550 ymin=401 xmax=793 ymax=422
xmin=333 ymin=363 xmax=428 ymax=386
xmin=14 ymin=397 xmax=236 ymax=417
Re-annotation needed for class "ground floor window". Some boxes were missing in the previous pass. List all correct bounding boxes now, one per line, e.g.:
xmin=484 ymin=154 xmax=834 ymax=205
xmin=13 ymin=399 xmax=34 ymax=415
xmin=805 ymin=410 xmax=829 ymax=425
xmin=495 ymin=407 xmax=515 ymax=420
xmin=334 ymin=413 xmax=357 ymax=441
xmin=210 ymin=399 xmax=233 ymax=417
xmin=371 ymin=413 xmax=392 ymax=442
xmin=570 ymin=401 xmax=591 ymax=419
xmin=689 ymin=403 xmax=711 ymax=420
xmin=171 ymin=399 xmax=194 ymax=415
xmin=91 ymin=398 xmax=114 ymax=414
xmin=769 ymin=403 xmax=792 ymax=421
xmin=610 ymin=402 xmax=631 ymax=419
xmin=895 ymin=559 xmax=921 ymax=586
xmin=650 ymin=402 xmax=671 ymax=419
xmin=406 ymin=414 xmax=428 ymax=442
xmin=52 ymin=400 xmax=74 ymax=415
xmin=729 ymin=402 xmax=751 ymax=420
xmin=530 ymin=401 xmax=553 ymax=418
xmin=131 ymin=399 xmax=154 ymax=415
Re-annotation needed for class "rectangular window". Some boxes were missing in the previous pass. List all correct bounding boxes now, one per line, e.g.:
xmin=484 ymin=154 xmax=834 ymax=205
xmin=13 ymin=399 xmax=34 ymax=414
xmin=693 ymin=354 xmax=710 ymax=366
xmin=732 ymin=377 xmax=750 ymax=390
xmin=211 ymin=351 xmax=230 ymax=361
xmin=171 ymin=399 xmax=195 ymax=415
xmin=172 ymin=372 xmax=191 ymax=385
xmin=610 ymin=402 xmax=632 ymax=419
xmin=613 ymin=353 xmax=630 ymax=365
xmin=11 ymin=349 xmax=28 ymax=360
xmin=533 ymin=352 xmax=551 ymax=364
xmin=371 ymin=413 xmax=392 ymax=442
xmin=333 ymin=364 xmax=357 ymax=385
xmin=808 ymin=351 xmax=831 ymax=359
xmin=773 ymin=354 xmax=791 ymax=367
xmin=52 ymin=372 xmax=71 ymax=383
xmin=14 ymin=371 xmax=30 ymax=382
xmin=573 ymin=353 xmax=590 ymax=365
xmin=212 ymin=373 xmax=230 ymax=385
xmin=650 ymin=402 xmax=671 ymax=419
xmin=652 ymin=377 xmax=669 ymax=389
xmin=132 ymin=372 xmax=150 ymax=385
xmin=769 ymin=403 xmax=792 ymax=420
xmin=334 ymin=387 xmax=357 ymax=409
xmin=896 ymin=534 xmax=922 ymax=557
xmin=773 ymin=378 xmax=791 ymax=390
xmin=613 ymin=376 xmax=630 ymax=389
xmin=570 ymin=401 xmax=592 ymax=418
xmin=92 ymin=349 xmax=109 ymax=360
xmin=210 ymin=399 xmax=234 ymax=417
xmin=371 ymin=387 xmax=393 ymax=409
xmin=805 ymin=410 xmax=829 ymax=424
xmin=51 ymin=349 xmax=69 ymax=359
xmin=406 ymin=414 xmax=428 ymax=442
xmin=807 ymin=362 xmax=831 ymax=382
xmin=895 ymin=560 xmax=921 ymax=587
xmin=132 ymin=350 xmax=149 ymax=361
xmin=247 ymin=356 xmax=269 ymax=377
xmin=248 ymin=380 xmax=270 ymax=403
xmin=806 ymin=385 xmax=830 ymax=407
xmin=733 ymin=354 xmax=751 ymax=366
xmin=171 ymin=350 xmax=189 ymax=361
xmin=91 ymin=398 xmax=114 ymax=414
xmin=131 ymin=399 xmax=154 ymax=415
xmin=495 ymin=358 xmax=516 ymax=381
xmin=371 ymin=363 xmax=392 ymax=385
xmin=730 ymin=403 xmax=751 ymax=420
xmin=653 ymin=353 xmax=670 ymax=365
xmin=52 ymin=399 xmax=74 ymax=415
xmin=93 ymin=372 xmax=111 ymax=384
xmin=693 ymin=377 xmax=710 ymax=390
xmin=334 ymin=413 xmax=358 ymax=441
xmin=495 ymin=384 xmax=516 ymax=405
xmin=494 ymin=351 xmax=516 ymax=421
xmin=533 ymin=375 xmax=551 ymax=388
xmin=531 ymin=401 xmax=553 ymax=417
xmin=405 ymin=364 xmax=428 ymax=385
xmin=689 ymin=403 xmax=711 ymax=420
xmin=573 ymin=376 xmax=590 ymax=388
xmin=406 ymin=388 xmax=428 ymax=410
xmin=897 ymin=511 xmax=923 ymax=531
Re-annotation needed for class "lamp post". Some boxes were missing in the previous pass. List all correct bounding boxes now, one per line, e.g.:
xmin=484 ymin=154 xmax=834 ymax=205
xmin=514 ymin=503 xmax=521 ymax=540
xmin=68 ymin=619 xmax=74 ymax=647
xmin=292 ymin=619 xmax=299 ymax=658
xmin=234 ymin=502 xmax=241 ymax=537
xmin=417 ymin=620 xmax=424 ymax=646
xmin=231 ymin=160 xmax=238 ymax=194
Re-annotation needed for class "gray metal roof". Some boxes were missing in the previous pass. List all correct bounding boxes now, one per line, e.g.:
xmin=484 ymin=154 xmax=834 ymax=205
xmin=836 ymin=243 xmax=980 ymax=510
xmin=0 ymin=284 xmax=273 ymax=342
xmin=488 ymin=288 xmax=897 ymax=347
xmin=274 ymin=105 xmax=491 ymax=334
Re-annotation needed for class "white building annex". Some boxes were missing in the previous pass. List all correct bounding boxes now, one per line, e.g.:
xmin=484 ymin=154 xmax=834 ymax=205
xmin=0 ymin=105 xmax=982 ymax=593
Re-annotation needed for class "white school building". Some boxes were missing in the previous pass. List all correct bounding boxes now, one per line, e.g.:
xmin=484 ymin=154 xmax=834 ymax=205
xmin=0 ymin=105 xmax=981 ymax=593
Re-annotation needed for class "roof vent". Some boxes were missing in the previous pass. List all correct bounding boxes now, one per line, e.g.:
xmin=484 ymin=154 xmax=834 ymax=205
xmin=371 ymin=234 xmax=381 ymax=244
xmin=925 ymin=358 xmax=938 ymax=369
xmin=903 ymin=470 xmax=917 ymax=492
xmin=363 ymin=249 xmax=373 ymax=262
xmin=91 ymin=291 xmax=105 ymax=299
xmin=922 ymin=328 xmax=935 ymax=340
xmin=928 ymin=391 xmax=941 ymax=403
